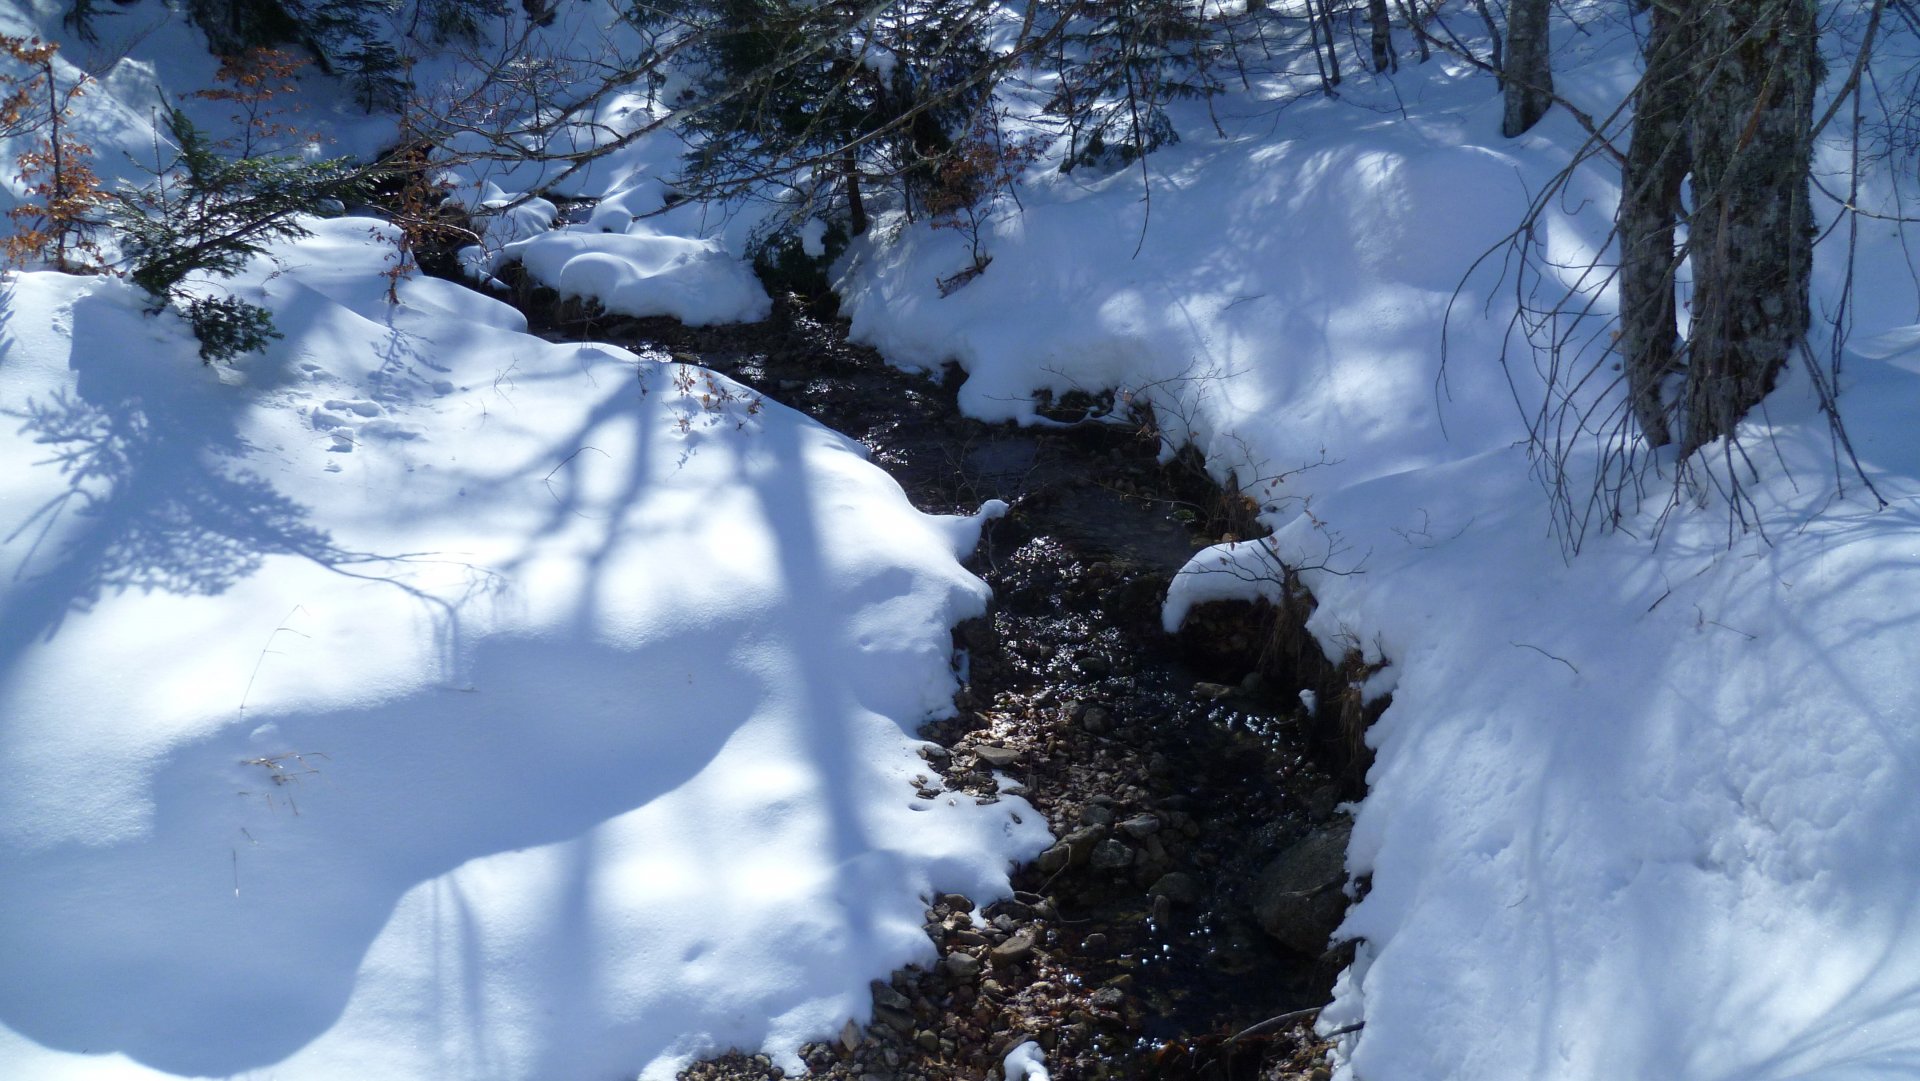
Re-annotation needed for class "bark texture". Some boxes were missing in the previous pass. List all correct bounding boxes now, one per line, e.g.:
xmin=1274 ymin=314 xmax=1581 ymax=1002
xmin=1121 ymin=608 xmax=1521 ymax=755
xmin=1679 ymin=0 xmax=1820 ymax=453
xmin=1369 ymin=0 xmax=1394 ymax=73
xmin=1500 ymin=0 xmax=1553 ymax=137
xmin=1615 ymin=0 xmax=1820 ymax=453
xmin=1617 ymin=0 xmax=1694 ymax=447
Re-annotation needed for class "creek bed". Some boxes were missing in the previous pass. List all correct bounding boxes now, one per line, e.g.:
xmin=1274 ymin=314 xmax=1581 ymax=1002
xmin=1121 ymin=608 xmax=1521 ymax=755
xmin=510 ymin=288 xmax=1360 ymax=1081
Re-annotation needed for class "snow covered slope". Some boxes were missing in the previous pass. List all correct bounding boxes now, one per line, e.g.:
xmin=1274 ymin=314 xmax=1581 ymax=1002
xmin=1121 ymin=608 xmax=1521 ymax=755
xmin=833 ymin=5 xmax=1920 ymax=1080
xmin=0 ymin=220 xmax=1047 ymax=1080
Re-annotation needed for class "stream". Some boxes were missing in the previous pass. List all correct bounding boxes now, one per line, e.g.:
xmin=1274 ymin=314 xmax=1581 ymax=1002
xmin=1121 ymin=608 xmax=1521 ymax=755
xmin=498 ymin=279 xmax=1363 ymax=1081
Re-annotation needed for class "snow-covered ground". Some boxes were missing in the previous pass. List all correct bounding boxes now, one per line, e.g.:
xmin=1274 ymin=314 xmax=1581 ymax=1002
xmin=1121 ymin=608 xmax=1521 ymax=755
xmin=831 ymin=8 xmax=1920 ymax=1080
xmin=0 ymin=216 xmax=1046 ymax=1080
xmin=1 ymin=6 xmax=1057 ymax=1078
xmin=8 ymin=0 xmax=1920 ymax=1079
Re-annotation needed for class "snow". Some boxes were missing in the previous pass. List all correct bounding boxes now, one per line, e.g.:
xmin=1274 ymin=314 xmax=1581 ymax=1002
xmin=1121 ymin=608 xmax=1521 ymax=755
xmin=10 ymin=1 xmax=1920 ymax=1079
xmin=0 ymin=220 xmax=1046 ymax=1080
xmin=497 ymin=227 xmax=773 ymax=325
xmin=1003 ymin=1040 xmax=1052 ymax=1081
xmin=825 ymin=5 xmax=1920 ymax=1080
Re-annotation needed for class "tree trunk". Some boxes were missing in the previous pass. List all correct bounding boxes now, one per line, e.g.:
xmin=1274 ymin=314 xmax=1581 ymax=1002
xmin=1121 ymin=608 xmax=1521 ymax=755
xmin=844 ymin=149 xmax=868 ymax=237
xmin=1679 ymin=0 xmax=1819 ymax=453
xmin=1313 ymin=0 xmax=1342 ymax=90
xmin=1617 ymin=0 xmax=1693 ymax=447
xmin=1394 ymin=0 xmax=1430 ymax=63
xmin=1500 ymin=0 xmax=1552 ymax=136
xmin=1368 ymin=0 xmax=1394 ymax=72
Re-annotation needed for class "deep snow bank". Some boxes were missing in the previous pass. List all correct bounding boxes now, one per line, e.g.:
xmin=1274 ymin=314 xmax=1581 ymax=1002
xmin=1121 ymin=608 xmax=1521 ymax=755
xmin=0 ymin=220 xmax=1048 ymax=1080
xmin=835 ymin=8 xmax=1920 ymax=1079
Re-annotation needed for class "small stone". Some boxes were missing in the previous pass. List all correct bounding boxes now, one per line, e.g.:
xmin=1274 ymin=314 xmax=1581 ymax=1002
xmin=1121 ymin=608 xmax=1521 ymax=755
xmin=991 ymin=929 xmax=1036 ymax=964
xmin=872 ymin=981 xmax=911 ymax=1012
xmin=1062 ymin=700 xmax=1088 ymax=722
xmin=1081 ymin=706 xmax=1112 ymax=734
xmin=1082 ymin=932 xmax=1109 ymax=951
xmin=875 ymin=1005 xmax=915 ymax=1033
xmin=1090 ymin=838 xmax=1135 ymax=871
xmin=1090 ymin=986 xmax=1126 ymax=1010
xmin=1035 ymin=844 xmax=1071 ymax=874
xmin=1192 ymin=681 xmax=1236 ymax=700
xmin=1116 ymin=813 xmax=1161 ymax=839
xmin=973 ymin=744 xmax=1021 ymax=768
xmin=839 ymin=1019 xmax=862 ymax=1052
xmin=939 ymin=892 xmax=976 ymax=913
xmin=947 ymin=929 xmax=990 ymax=947
xmin=1151 ymin=893 xmax=1174 ymax=925
xmin=919 ymin=744 xmax=950 ymax=762
xmin=980 ymin=979 xmax=1004 ymax=997
xmin=1080 ymin=804 xmax=1115 ymax=827
xmin=1148 ymin=871 xmax=1203 ymax=906
xmin=915 ymin=1030 xmax=940 ymax=1052
xmin=1143 ymin=834 xmax=1169 ymax=863
xmin=944 ymin=952 xmax=982 ymax=979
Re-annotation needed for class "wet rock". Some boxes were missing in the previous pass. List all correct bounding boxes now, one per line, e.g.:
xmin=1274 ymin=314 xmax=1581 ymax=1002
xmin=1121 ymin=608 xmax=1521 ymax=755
xmin=1037 ymin=823 xmax=1108 ymax=872
xmin=991 ymin=929 xmax=1036 ymax=965
xmin=945 ymin=952 xmax=982 ymax=980
xmin=972 ymin=744 xmax=1022 ymax=768
xmin=1252 ymin=818 xmax=1354 ymax=955
xmin=872 ymin=981 xmax=912 ymax=1012
xmin=1147 ymin=871 xmax=1202 ymax=906
xmin=1090 ymin=838 xmax=1135 ymax=871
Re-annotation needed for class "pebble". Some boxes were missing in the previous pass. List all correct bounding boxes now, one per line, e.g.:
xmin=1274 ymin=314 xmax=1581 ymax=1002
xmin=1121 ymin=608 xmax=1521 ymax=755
xmin=1081 ymin=705 xmax=1112 ymax=734
xmin=972 ymin=744 xmax=1022 ymax=768
xmin=1116 ymin=813 xmax=1161 ymax=838
xmin=1080 ymin=804 xmax=1115 ymax=827
xmin=872 ymin=981 xmax=912 ymax=1011
xmin=939 ymin=892 xmax=976 ymax=913
xmin=990 ymin=929 xmax=1036 ymax=964
xmin=1192 ymin=681 xmax=1236 ymax=699
xmin=944 ymin=952 xmax=982 ymax=979
xmin=1148 ymin=871 xmax=1203 ymax=906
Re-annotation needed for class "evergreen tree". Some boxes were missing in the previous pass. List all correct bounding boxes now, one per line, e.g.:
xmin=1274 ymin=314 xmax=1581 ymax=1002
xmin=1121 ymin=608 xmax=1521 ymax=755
xmin=1039 ymin=0 xmax=1218 ymax=173
xmin=110 ymin=107 xmax=369 ymax=362
xmin=643 ymin=0 xmax=995 ymax=236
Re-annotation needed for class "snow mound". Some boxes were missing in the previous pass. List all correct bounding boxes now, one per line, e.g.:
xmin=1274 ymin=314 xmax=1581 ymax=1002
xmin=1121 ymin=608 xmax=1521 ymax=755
xmin=500 ymin=227 xmax=773 ymax=326
xmin=0 ymin=219 xmax=1045 ymax=1081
